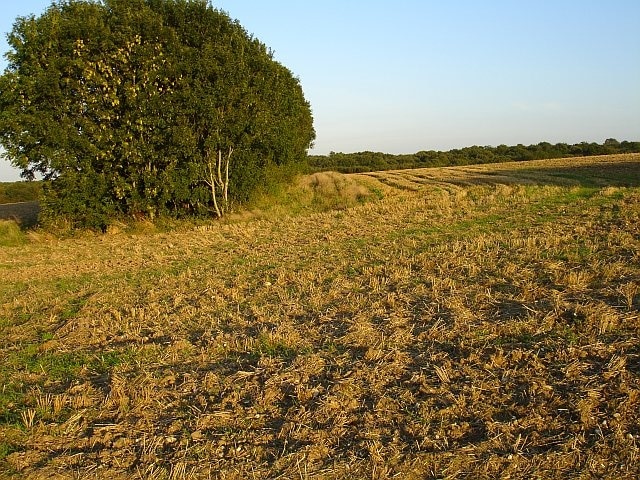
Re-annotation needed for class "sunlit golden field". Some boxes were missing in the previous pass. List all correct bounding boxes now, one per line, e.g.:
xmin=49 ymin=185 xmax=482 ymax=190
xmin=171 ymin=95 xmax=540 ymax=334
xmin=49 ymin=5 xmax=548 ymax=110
xmin=1 ymin=154 xmax=639 ymax=479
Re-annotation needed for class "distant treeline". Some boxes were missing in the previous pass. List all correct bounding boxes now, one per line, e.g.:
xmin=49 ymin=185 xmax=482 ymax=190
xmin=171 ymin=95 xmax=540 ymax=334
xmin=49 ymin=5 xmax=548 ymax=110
xmin=308 ymin=139 xmax=640 ymax=173
xmin=0 ymin=181 xmax=42 ymax=204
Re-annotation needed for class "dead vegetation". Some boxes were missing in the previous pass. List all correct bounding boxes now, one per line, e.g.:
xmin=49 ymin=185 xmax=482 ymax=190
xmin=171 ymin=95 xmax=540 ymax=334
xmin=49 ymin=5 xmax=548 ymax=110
xmin=0 ymin=154 xmax=639 ymax=479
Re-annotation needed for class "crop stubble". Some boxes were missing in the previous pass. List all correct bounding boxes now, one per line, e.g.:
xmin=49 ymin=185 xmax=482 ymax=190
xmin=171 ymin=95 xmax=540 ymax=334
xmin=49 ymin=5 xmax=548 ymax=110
xmin=0 ymin=154 xmax=639 ymax=479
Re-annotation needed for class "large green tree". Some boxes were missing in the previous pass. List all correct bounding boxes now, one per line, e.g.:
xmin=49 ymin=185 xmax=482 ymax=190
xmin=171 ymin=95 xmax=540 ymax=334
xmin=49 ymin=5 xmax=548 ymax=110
xmin=0 ymin=0 xmax=315 ymax=227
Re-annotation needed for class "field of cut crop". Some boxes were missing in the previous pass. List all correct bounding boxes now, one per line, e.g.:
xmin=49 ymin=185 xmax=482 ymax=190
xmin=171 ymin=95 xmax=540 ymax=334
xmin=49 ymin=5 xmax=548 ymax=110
xmin=1 ymin=154 xmax=639 ymax=479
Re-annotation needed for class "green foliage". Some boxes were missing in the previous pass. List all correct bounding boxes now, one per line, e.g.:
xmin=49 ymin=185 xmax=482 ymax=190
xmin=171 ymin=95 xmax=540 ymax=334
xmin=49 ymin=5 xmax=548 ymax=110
xmin=0 ymin=0 xmax=315 ymax=228
xmin=40 ymin=170 xmax=115 ymax=229
xmin=0 ymin=181 xmax=42 ymax=204
xmin=309 ymin=140 xmax=640 ymax=173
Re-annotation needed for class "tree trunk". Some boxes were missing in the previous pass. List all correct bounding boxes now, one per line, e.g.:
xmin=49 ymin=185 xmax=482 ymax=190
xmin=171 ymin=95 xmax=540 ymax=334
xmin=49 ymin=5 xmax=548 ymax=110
xmin=204 ymin=145 xmax=233 ymax=218
xmin=205 ymin=150 xmax=222 ymax=218
xmin=217 ymin=149 xmax=223 ymax=191
xmin=223 ymin=146 xmax=233 ymax=204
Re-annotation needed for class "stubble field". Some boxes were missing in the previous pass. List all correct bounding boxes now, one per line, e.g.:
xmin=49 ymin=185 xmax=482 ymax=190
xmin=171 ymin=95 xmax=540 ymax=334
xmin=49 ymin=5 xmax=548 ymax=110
xmin=1 ymin=154 xmax=639 ymax=479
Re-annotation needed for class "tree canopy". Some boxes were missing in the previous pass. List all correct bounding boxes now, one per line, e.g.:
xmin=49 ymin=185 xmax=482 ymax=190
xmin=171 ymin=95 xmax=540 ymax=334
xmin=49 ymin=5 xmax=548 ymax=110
xmin=0 ymin=0 xmax=315 ymax=227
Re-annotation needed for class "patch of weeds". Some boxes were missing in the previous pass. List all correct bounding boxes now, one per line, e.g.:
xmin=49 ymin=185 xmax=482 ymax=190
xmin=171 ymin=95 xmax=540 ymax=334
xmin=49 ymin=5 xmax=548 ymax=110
xmin=369 ymin=186 xmax=385 ymax=200
xmin=472 ymin=329 xmax=492 ymax=340
xmin=0 ymin=441 xmax=20 ymax=461
xmin=601 ymin=189 xmax=626 ymax=201
xmin=571 ymin=243 xmax=594 ymax=263
xmin=550 ymin=242 xmax=595 ymax=264
xmin=344 ymin=265 xmax=361 ymax=278
xmin=58 ymin=294 xmax=91 ymax=321
xmin=8 ymin=344 xmax=129 ymax=385
xmin=450 ymin=214 xmax=506 ymax=235
xmin=0 ymin=348 xmax=130 ymax=426
xmin=232 ymin=256 xmax=250 ymax=267
xmin=397 ymin=225 xmax=441 ymax=240
xmin=557 ymin=327 xmax=580 ymax=345
xmin=0 ymin=312 xmax=33 ymax=329
xmin=0 ymin=384 xmax=24 ymax=425
xmin=323 ymin=341 xmax=347 ymax=355
xmin=0 ymin=280 xmax=28 ymax=301
xmin=16 ymin=346 xmax=89 ymax=381
xmin=53 ymin=275 xmax=96 ymax=295
xmin=90 ymin=350 xmax=129 ymax=374
xmin=495 ymin=332 xmax=541 ymax=348
xmin=255 ymin=334 xmax=299 ymax=360
xmin=550 ymin=186 xmax=599 ymax=204
xmin=39 ymin=331 xmax=54 ymax=342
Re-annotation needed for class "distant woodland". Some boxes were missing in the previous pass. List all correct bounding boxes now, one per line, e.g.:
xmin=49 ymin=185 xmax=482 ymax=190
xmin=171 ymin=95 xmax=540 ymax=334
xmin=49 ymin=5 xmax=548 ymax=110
xmin=3 ymin=139 xmax=639 ymax=206
xmin=308 ymin=139 xmax=640 ymax=173
xmin=0 ymin=181 xmax=42 ymax=204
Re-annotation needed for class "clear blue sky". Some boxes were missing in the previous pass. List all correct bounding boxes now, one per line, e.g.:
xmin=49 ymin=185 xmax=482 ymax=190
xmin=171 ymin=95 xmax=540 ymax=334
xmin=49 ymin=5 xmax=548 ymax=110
xmin=1 ymin=0 xmax=639 ymax=181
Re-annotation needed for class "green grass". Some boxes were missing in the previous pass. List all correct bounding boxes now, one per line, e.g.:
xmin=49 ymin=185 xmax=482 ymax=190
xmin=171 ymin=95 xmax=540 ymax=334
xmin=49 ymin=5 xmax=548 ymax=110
xmin=0 ymin=442 xmax=17 ymax=460
xmin=2 ymin=345 xmax=126 ymax=389
xmin=255 ymin=333 xmax=302 ymax=360
xmin=0 ymin=220 xmax=28 ymax=247
xmin=12 ymin=346 xmax=87 ymax=381
xmin=0 ymin=345 xmax=130 ymax=428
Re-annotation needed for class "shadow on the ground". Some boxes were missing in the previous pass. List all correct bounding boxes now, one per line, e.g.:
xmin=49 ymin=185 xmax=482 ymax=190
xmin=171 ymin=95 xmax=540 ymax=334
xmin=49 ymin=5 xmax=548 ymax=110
xmin=492 ymin=161 xmax=640 ymax=188
xmin=391 ymin=159 xmax=640 ymax=190
xmin=0 ymin=201 xmax=40 ymax=228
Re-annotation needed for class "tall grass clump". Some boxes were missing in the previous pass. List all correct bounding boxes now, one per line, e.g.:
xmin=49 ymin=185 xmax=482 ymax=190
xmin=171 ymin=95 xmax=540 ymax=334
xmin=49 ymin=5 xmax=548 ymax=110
xmin=236 ymin=171 xmax=379 ymax=220
xmin=0 ymin=220 xmax=27 ymax=247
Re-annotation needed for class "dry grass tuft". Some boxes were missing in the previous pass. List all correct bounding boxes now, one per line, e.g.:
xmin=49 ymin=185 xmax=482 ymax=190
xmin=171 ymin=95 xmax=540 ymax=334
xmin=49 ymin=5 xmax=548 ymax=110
xmin=0 ymin=219 xmax=28 ymax=247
